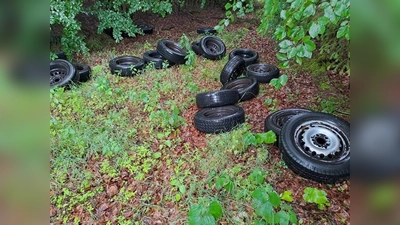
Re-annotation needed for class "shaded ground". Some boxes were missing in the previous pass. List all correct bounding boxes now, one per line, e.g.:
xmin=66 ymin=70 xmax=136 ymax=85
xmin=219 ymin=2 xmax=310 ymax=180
xmin=50 ymin=4 xmax=350 ymax=225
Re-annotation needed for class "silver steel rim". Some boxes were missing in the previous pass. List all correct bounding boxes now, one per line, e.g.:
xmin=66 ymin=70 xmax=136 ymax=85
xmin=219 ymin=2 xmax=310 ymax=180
xmin=294 ymin=120 xmax=350 ymax=162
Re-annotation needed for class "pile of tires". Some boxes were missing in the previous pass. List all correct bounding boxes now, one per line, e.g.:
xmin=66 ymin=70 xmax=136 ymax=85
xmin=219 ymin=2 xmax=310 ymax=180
xmin=109 ymin=39 xmax=188 ymax=76
xmin=264 ymin=108 xmax=350 ymax=184
xmin=50 ymin=53 xmax=92 ymax=88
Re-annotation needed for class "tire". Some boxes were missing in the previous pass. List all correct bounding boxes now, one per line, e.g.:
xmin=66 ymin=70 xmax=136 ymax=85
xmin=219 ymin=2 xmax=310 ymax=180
xmin=200 ymin=36 xmax=226 ymax=60
xmin=220 ymin=55 xmax=246 ymax=85
xmin=50 ymin=59 xmax=79 ymax=88
xmin=221 ymin=77 xmax=259 ymax=102
xmin=137 ymin=24 xmax=153 ymax=34
xmin=191 ymin=41 xmax=204 ymax=56
xmin=196 ymin=89 xmax=239 ymax=108
xmin=143 ymin=50 xmax=169 ymax=69
xmin=197 ymin=27 xmax=217 ymax=35
xmin=279 ymin=112 xmax=350 ymax=183
xmin=156 ymin=39 xmax=187 ymax=65
xmin=246 ymin=63 xmax=280 ymax=83
xmin=194 ymin=105 xmax=245 ymax=134
xmin=55 ymin=51 xmax=67 ymax=60
xmin=264 ymin=108 xmax=312 ymax=134
xmin=73 ymin=63 xmax=91 ymax=82
xmin=109 ymin=56 xmax=145 ymax=76
xmin=229 ymin=49 xmax=259 ymax=66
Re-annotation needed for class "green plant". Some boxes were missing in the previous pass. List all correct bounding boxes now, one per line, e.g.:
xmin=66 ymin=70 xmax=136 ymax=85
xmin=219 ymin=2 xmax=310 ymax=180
xmin=269 ymin=74 xmax=288 ymax=91
xmin=264 ymin=98 xmax=279 ymax=111
xmin=188 ymin=199 xmax=223 ymax=225
xmin=303 ymin=187 xmax=330 ymax=210
xmin=251 ymin=186 xmax=298 ymax=224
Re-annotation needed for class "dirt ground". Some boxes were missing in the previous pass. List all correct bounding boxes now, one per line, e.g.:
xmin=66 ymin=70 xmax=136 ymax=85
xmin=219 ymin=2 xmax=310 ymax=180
xmin=51 ymin=4 xmax=350 ymax=225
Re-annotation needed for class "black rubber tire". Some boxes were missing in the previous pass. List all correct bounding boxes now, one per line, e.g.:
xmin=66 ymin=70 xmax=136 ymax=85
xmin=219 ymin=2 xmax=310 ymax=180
xmin=221 ymin=77 xmax=259 ymax=102
xmin=143 ymin=50 xmax=169 ymax=69
xmin=137 ymin=24 xmax=153 ymax=34
xmin=109 ymin=56 xmax=145 ymax=76
xmin=264 ymin=108 xmax=312 ymax=146
xmin=194 ymin=105 xmax=245 ymax=134
xmin=191 ymin=41 xmax=204 ymax=56
xmin=197 ymin=27 xmax=217 ymax=35
xmin=196 ymin=89 xmax=239 ymax=108
xmin=50 ymin=59 xmax=79 ymax=88
xmin=156 ymin=39 xmax=187 ymax=65
xmin=279 ymin=112 xmax=350 ymax=183
xmin=73 ymin=63 xmax=91 ymax=82
xmin=200 ymin=36 xmax=226 ymax=60
xmin=229 ymin=49 xmax=259 ymax=66
xmin=55 ymin=51 xmax=67 ymax=60
xmin=246 ymin=63 xmax=280 ymax=83
xmin=220 ymin=55 xmax=246 ymax=85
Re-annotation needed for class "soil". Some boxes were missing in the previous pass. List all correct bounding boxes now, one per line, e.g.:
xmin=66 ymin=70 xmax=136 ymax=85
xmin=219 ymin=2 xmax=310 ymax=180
xmin=51 ymin=3 xmax=350 ymax=225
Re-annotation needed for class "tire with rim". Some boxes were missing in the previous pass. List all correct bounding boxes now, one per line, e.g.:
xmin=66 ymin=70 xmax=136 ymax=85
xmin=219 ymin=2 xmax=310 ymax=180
xmin=197 ymin=27 xmax=217 ymax=35
xmin=200 ymin=36 xmax=226 ymax=60
xmin=137 ymin=24 xmax=153 ymax=34
xmin=220 ymin=55 xmax=246 ymax=85
xmin=73 ymin=63 xmax=91 ymax=82
xmin=156 ymin=39 xmax=187 ymax=65
xmin=143 ymin=50 xmax=168 ymax=69
xmin=55 ymin=51 xmax=67 ymax=60
xmin=194 ymin=105 xmax=245 ymax=134
xmin=196 ymin=89 xmax=239 ymax=108
xmin=279 ymin=112 xmax=350 ymax=183
xmin=264 ymin=108 xmax=312 ymax=134
xmin=109 ymin=56 xmax=145 ymax=76
xmin=229 ymin=49 xmax=259 ymax=66
xmin=191 ymin=41 xmax=204 ymax=56
xmin=246 ymin=63 xmax=280 ymax=83
xmin=221 ymin=77 xmax=259 ymax=102
xmin=50 ymin=59 xmax=79 ymax=88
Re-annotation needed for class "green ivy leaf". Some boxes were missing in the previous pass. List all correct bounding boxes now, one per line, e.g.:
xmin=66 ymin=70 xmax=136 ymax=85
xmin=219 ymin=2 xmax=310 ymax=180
xmin=152 ymin=152 xmax=161 ymax=159
xmin=249 ymin=168 xmax=265 ymax=185
xmin=303 ymin=4 xmax=316 ymax=17
xmin=295 ymin=56 xmax=303 ymax=65
xmin=309 ymin=22 xmax=321 ymax=38
xmin=334 ymin=2 xmax=347 ymax=17
xmin=324 ymin=6 xmax=337 ymax=23
xmin=236 ymin=1 xmax=243 ymax=9
xmin=252 ymin=188 xmax=274 ymax=221
xmin=303 ymin=37 xmax=316 ymax=52
xmin=256 ymin=131 xmax=277 ymax=144
xmin=279 ymin=61 xmax=290 ymax=69
xmin=287 ymin=47 xmax=299 ymax=59
xmin=188 ymin=204 xmax=216 ymax=225
xmin=280 ymin=190 xmax=293 ymax=202
xmin=268 ymin=191 xmax=281 ymax=208
xmin=225 ymin=2 xmax=232 ymax=10
xmin=317 ymin=16 xmax=330 ymax=26
xmin=278 ymin=40 xmax=293 ymax=49
xmin=280 ymin=10 xmax=288 ymax=19
xmin=288 ymin=26 xmax=305 ymax=42
xmin=209 ymin=201 xmax=223 ymax=219
xmin=276 ymin=53 xmax=287 ymax=61
xmin=215 ymin=177 xmax=226 ymax=190
xmin=274 ymin=211 xmax=290 ymax=225
xmin=244 ymin=132 xmax=258 ymax=146
xmin=303 ymin=187 xmax=330 ymax=210
xmin=274 ymin=26 xmax=287 ymax=40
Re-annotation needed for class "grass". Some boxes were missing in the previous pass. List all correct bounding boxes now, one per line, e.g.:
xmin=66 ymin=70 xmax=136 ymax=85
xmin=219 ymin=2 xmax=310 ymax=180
xmin=50 ymin=29 xmax=349 ymax=224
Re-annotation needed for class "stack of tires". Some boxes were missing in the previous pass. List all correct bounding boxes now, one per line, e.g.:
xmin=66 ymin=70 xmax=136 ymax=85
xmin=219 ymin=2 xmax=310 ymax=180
xmin=109 ymin=39 xmax=188 ymax=76
xmin=264 ymin=108 xmax=350 ymax=184
xmin=50 ymin=52 xmax=91 ymax=88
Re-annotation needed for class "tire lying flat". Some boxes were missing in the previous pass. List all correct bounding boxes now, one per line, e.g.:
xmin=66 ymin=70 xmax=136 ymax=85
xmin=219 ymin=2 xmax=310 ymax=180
xmin=196 ymin=89 xmax=239 ymax=108
xmin=73 ymin=63 xmax=91 ymax=82
xmin=229 ymin=49 xmax=259 ymax=66
xmin=194 ymin=105 xmax=245 ymax=134
xmin=221 ymin=77 xmax=259 ymax=102
xmin=143 ymin=50 xmax=168 ymax=69
xmin=191 ymin=41 xmax=204 ymax=56
xmin=279 ymin=112 xmax=350 ymax=184
xmin=109 ymin=56 xmax=145 ymax=76
xmin=246 ymin=63 xmax=280 ymax=83
xmin=156 ymin=39 xmax=187 ymax=65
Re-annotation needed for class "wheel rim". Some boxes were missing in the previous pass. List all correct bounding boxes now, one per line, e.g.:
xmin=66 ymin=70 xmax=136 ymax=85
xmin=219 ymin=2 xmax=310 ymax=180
xmin=294 ymin=120 xmax=350 ymax=162
xmin=205 ymin=41 xmax=221 ymax=54
xmin=50 ymin=68 xmax=67 ymax=85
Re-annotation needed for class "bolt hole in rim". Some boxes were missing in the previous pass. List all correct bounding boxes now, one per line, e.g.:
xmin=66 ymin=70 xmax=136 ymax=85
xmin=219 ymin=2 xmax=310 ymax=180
xmin=50 ymin=68 xmax=67 ymax=85
xmin=294 ymin=120 xmax=350 ymax=162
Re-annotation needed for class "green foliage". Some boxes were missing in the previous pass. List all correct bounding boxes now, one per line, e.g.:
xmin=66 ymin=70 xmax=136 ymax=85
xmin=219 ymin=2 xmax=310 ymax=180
xmin=303 ymin=187 xmax=330 ymax=210
xmin=251 ymin=187 xmax=298 ymax=224
xmin=50 ymin=0 xmax=173 ymax=57
xmin=259 ymin=0 xmax=350 ymax=73
xmin=280 ymin=190 xmax=293 ymax=202
xmin=269 ymin=74 xmax=288 ymax=90
xmin=188 ymin=201 xmax=221 ymax=225
xmin=215 ymin=0 xmax=255 ymax=33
